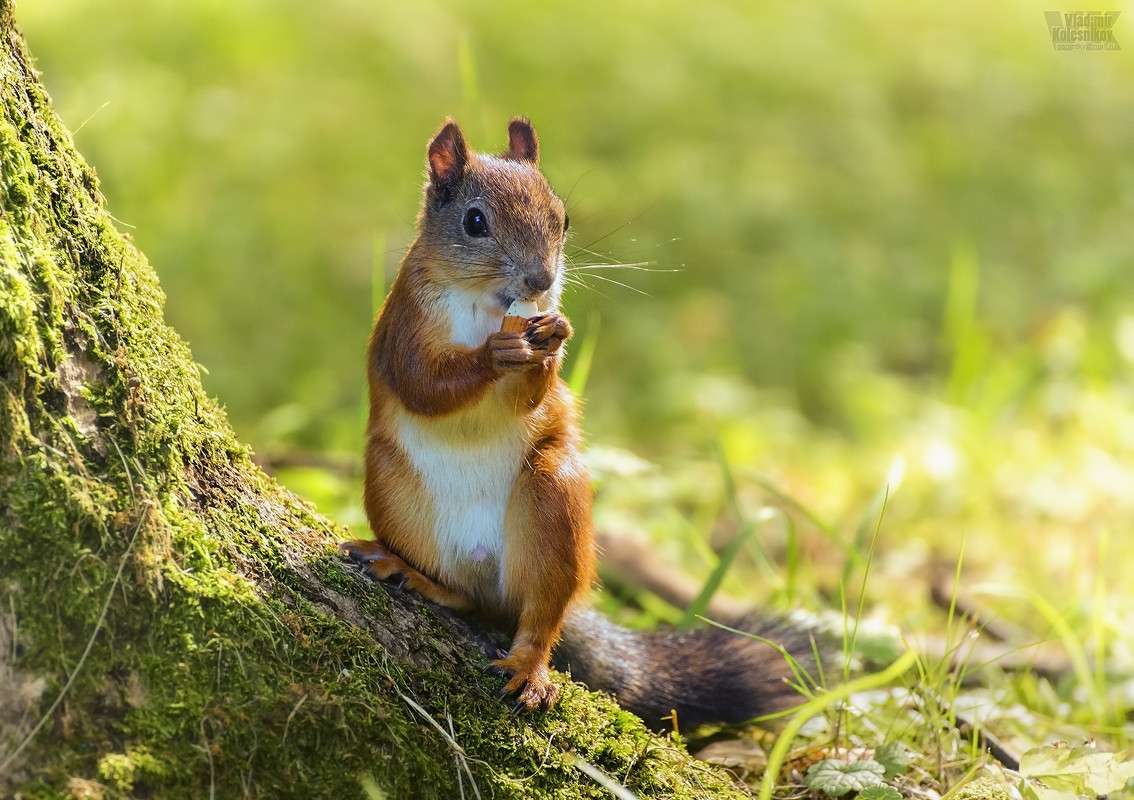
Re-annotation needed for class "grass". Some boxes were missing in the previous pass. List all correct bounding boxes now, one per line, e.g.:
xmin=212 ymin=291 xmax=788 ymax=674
xmin=583 ymin=348 xmax=1134 ymax=796
xmin=16 ymin=0 xmax=1134 ymax=796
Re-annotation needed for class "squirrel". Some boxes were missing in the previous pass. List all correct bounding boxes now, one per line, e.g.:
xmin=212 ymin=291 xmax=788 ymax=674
xmin=341 ymin=117 xmax=814 ymax=729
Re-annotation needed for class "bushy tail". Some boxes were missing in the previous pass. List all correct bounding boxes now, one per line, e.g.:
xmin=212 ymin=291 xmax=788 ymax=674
xmin=552 ymin=605 xmax=819 ymax=731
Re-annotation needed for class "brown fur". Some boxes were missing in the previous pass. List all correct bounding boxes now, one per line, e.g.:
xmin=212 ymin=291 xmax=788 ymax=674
xmin=343 ymin=117 xmax=813 ymax=723
xmin=344 ymin=117 xmax=588 ymax=710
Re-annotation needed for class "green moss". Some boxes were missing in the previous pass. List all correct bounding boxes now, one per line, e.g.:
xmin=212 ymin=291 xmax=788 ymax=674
xmin=951 ymin=778 xmax=1013 ymax=800
xmin=96 ymin=747 xmax=168 ymax=794
xmin=0 ymin=5 xmax=750 ymax=798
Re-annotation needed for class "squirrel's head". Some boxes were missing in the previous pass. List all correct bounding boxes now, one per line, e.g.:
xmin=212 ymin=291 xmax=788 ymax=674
xmin=417 ymin=117 xmax=569 ymax=313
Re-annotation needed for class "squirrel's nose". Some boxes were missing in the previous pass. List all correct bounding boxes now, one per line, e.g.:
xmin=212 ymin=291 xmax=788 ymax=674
xmin=523 ymin=268 xmax=553 ymax=294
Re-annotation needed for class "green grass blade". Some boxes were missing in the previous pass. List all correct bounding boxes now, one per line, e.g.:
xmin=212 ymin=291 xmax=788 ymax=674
xmin=712 ymin=437 xmax=774 ymax=576
xmin=843 ymin=483 xmax=889 ymax=681
xmin=783 ymin=510 xmax=799 ymax=604
xmin=372 ymin=230 xmax=386 ymax=315
xmin=567 ymin=312 xmax=600 ymax=397
xmin=944 ymin=243 xmax=987 ymax=403
xmin=839 ymin=472 xmax=893 ymax=603
xmin=679 ymin=517 xmax=758 ymax=630
xmin=457 ymin=33 xmax=483 ymax=135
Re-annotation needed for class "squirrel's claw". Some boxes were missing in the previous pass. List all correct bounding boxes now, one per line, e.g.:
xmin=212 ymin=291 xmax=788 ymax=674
xmin=488 ymin=656 xmax=559 ymax=712
xmin=340 ymin=538 xmax=393 ymax=567
xmin=525 ymin=313 xmax=572 ymax=355
xmin=340 ymin=539 xmax=409 ymax=584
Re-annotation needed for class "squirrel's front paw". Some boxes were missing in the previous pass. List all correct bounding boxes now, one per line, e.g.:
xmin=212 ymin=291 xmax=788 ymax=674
xmin=525 ymin=313 xmax=572 ymax=356
xmin=487 ymin=331 xmax=539 ymax=372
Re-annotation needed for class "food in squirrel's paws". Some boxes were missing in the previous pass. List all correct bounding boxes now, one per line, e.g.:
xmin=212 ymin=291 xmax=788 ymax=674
xmin=501 ymin=299 xmax=539 ymax=333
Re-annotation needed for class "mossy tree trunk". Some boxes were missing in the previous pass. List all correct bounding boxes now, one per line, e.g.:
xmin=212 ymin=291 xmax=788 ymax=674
xmin=0 ymin=6 xmax=752 ymax=799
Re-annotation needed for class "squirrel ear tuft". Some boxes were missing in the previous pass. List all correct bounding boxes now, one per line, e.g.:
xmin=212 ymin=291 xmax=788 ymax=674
xmin=506 ymin=117 xmax=539 ymax=165
xmin=427 ymin=120 xmax=469 ymax=202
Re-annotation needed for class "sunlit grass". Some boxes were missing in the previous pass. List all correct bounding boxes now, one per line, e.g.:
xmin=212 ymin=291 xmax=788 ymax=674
xmin=583 ymin=312 xmax=1134 ymax=792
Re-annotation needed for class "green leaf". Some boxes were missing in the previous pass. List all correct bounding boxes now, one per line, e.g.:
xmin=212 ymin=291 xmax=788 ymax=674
xmin=805 ymin=759 xmax=886 ymax=797
xmin=874 ymin=742 xmax=911 ymax=779
xmin=858 ymin=787 xmax=902 ymax=800
xmin=1019 ymin=745 xmax=1134 ymax=796
xmin=1017 ymin=777 xmax=1078 ymax=800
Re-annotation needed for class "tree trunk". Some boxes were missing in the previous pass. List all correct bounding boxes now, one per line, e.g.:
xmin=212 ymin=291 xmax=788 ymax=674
xmin=0 ymin=5 xmax=751 ymax=799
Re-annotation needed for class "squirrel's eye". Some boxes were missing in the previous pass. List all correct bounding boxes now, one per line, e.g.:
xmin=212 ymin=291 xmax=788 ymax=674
xmin=563 ymin=214 xmax=570 ymax=233
xmin=463 ymin=208 xmax=490 ymax=238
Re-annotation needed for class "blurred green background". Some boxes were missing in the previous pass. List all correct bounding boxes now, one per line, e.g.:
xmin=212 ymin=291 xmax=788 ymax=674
xmin=18 ymin=0 xmax=1134 ymax=639
xmin=21 ymin=0 xmax=1132 ymax=447
xmin=18 ymin=0 xmax=1134 ymax=751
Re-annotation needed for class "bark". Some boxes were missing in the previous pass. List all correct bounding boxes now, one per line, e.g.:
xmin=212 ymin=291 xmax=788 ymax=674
xmin=0 ymin=5 xmax=750 ymax=799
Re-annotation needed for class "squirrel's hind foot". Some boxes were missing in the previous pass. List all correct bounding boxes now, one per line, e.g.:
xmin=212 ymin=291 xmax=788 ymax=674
xmin=340 ymin=538 xmax=411 ymax=581
xmin=340 ymin=539 xmax=475 ymax=612
xmin=488 ymin=656 xmax=559 ymax=712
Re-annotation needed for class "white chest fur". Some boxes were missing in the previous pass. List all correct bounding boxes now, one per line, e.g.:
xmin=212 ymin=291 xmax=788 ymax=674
xmin=439 ymin=289 xmax=503 ymax=348
xmin=395 ymin=396 xmax=528 ymax=579
xmin=394 ymin=286 xmax=545 ymax=580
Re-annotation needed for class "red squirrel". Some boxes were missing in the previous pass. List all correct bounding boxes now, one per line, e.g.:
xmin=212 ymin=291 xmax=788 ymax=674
xmin=342 ymin=117 xmax=812 ymax=727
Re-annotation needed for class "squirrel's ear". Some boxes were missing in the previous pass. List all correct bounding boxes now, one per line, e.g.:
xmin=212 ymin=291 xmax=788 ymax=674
xmin=506 ymin=117 xmax=539 ymax=166
xmin=427 ymin=120 xmax=468 ymax=203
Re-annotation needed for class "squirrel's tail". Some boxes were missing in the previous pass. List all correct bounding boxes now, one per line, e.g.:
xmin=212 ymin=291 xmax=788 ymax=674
xmin=552 ymin=605 xmax=819 ymax=731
